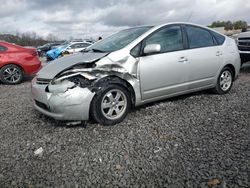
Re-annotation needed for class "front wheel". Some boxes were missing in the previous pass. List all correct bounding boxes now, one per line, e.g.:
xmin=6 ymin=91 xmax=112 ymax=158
xmin=90 ymin=84 xmax=131 ymax=125
xmin=213 ymin=67 xmax=233 ymax=94
xmin=0 ymin=64 xmax=24 ymax=84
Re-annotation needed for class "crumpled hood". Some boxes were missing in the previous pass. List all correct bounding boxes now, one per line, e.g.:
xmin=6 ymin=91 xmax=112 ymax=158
xmin=37 ymin=52 xmax=108 ymax=79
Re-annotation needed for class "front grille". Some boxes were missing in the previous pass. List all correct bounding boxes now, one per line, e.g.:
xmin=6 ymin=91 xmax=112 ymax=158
xmin=35 ymin=100 xmax=50 ymax=111
xmin=36 ymin=78 xmax=51 ymax=85
xmin=239 ymin=42 xmax=248 ymax=46
xmin=238 ymin=37 xmax=250 ymax=40
xmin=238 ymin=46 xmax=250 ymax=51
xmin=238 ymin=37 xmax=250 ymax=47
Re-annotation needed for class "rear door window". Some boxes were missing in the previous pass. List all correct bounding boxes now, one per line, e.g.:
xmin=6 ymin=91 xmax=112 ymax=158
xmin=185 ymin=25 xmax=215 ymax=49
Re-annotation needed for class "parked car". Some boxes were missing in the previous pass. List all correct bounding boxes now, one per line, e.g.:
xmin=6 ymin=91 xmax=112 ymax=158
xmin=50 ymin=41 xmax=70 ymax=49
xmin=62 ymin=42 xmax=92 ymax=55
xmin=51 ymin=40 xmax=92 ymax=50
xmin=235 ymin=31 xmax=250 ymax=63
xmin=46 ymin=42 xmax=92 ymax=60
xmin=31 ymin=22 xmax=241 ymax=125
xmin=0 ymin=41 xmax=41 ymax=84
xmin=37 ymin=41 xmax=65 ymax=57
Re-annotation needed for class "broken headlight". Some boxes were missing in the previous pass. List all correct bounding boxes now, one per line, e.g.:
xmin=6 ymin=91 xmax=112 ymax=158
xmin=67 ymin=75 xmax=92 ymax=88
xmin=51 ymin=72 xmax=97 ymax=87
xmin=48 ymin=72 xmax=97 ymax=93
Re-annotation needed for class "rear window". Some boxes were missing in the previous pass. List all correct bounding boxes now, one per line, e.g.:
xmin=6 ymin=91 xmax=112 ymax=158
xmin=0 ymin=45 xmax=7 ymax=51
xmin=210 ymin=31 xmax=225 ymax=45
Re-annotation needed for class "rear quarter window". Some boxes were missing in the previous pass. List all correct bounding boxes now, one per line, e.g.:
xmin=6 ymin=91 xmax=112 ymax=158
xmin=210 ymin=31 xmax=225 ymax=45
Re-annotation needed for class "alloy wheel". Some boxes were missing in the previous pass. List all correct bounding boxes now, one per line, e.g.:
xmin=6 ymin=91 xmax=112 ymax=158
xmin=220 ymin=70 xmax=232 ymax=91
xmin=3 ymin=67 xmax=22 ymax=83
xmin=101 ymin=89 xmax=127 ymax=120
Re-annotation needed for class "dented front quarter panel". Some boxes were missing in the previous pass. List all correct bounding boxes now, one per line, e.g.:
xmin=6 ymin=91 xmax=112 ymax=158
xmin=53 ymin=49 xmax=142 ymax=106
xmin=96 ymin=50 xmax=142 ymax=106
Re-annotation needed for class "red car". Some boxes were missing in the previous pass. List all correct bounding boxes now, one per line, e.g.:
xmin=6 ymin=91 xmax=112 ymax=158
xmin=0 ymin=41 xmax=41 ymax=84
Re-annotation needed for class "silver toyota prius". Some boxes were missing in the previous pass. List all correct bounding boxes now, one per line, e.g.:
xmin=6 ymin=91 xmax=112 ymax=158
xmin=31 ymin=22 xmax=241 ymax=125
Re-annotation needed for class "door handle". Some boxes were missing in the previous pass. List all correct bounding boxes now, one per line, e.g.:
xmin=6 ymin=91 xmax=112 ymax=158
xmin=178 ymin=56 xmax=188 ymax=63
xmin=216 ymin=51 xmax=223 ymax=56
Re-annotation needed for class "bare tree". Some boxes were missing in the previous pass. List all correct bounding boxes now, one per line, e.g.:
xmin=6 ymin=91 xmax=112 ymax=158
xmin=46 ymin=33 xmax=57 ymax=42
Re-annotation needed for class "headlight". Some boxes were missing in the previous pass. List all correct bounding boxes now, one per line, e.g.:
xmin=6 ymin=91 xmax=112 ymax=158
xmin=51 ymin=72 xmax=97 ymax=87
xmin=48 ymin=80 xmax=76 ymax=93
xmin=67 ymin=75 xmax=92 ymax=88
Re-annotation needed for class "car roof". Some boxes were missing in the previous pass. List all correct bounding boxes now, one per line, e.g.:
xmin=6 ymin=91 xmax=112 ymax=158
xmin=150 ymin=22 xmax=226 ymax=37
xmin=129 ymin=22 xmax=221 ymax=31
xmin=69 ymin=41 xmax=92 ymax=45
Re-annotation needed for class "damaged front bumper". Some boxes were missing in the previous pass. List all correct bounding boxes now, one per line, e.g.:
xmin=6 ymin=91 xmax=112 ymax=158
xmin=31 ymin=77 xmax=95 ymax=121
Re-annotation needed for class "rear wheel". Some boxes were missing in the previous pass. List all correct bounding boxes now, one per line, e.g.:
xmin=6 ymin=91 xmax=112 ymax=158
xmin=213 ymin=67 xmax=233 ymax=94
xmin=90 ymin=84 xmax=131 ymax=125
xmin=0 ymin=64 xmax=24 ymax=84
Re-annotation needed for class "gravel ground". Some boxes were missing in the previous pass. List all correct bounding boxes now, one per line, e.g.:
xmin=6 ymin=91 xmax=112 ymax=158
xmin=0 ymin=63 xmax=249 ymax=187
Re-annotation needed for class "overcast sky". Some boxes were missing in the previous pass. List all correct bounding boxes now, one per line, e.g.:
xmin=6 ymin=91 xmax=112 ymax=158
xmin=0 ymin=0 xmax=249 ymax=40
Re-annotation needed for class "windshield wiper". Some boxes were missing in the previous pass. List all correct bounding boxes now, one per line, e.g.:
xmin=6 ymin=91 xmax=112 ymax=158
xmin=90 ymin=48 xmax=106 ymax=53
xmin=81 ymin=48 xmax=107 ymax=53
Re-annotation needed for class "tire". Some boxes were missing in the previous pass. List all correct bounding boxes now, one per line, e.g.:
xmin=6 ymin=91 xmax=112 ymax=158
xmin=90 ymin=84 xmax=131 ymax=125
xmin=213 ymin=67 xmax=233 ymax=94
xmin=0 ymin=64 xmax=24 ymax=85
xmin=63 ymin=51 xmax=70 ymax=55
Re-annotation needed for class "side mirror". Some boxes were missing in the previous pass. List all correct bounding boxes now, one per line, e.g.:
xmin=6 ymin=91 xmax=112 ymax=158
xmin=67 ymin=47 xmax=72 ymax=50
xmin=143 ymin=44 xmax=161 ymax=55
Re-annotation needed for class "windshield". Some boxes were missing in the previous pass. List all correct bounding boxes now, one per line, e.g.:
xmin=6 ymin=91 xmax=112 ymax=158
xmin=86 ymin=26 xmax=152 ymax=53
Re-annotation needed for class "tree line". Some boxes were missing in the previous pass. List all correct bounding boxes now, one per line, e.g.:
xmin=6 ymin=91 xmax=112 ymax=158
xmin=0 ymin=20 xmax=249 ymax=47
xmin=0 ymin=32 xmax=58 ymax=47
xmin=208 ymin=20 xmax=248 ymax=31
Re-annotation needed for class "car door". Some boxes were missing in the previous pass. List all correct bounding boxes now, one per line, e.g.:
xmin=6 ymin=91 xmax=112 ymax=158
xmin=183 ymin=25 xmax=222 ymax=89
xmin=138 ymin=25 xmax=189 ymax=100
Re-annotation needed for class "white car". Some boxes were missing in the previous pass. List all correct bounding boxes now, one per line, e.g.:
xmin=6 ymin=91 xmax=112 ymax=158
xmin=63 ymin=42 xmax=92 ymax=54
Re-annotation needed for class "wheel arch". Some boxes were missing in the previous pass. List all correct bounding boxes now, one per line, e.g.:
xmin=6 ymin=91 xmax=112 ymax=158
xmin=90 ymin=75 xmax=136 ymax=107
xmin=0 ymin=62 xmax=25 ymax=73
xmin=224 ymin=64 xmax=236 ymax=80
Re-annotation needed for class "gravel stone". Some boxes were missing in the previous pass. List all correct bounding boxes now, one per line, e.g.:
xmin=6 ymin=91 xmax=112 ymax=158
xmin=0 ymin=63 xmax=250 ymax=187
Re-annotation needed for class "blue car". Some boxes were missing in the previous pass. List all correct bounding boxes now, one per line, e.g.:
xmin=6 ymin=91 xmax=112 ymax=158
xmin=46 ymin=42 xmax=92 ymax=61
xmin=46 ymin=44 xmax=68 ymax=61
